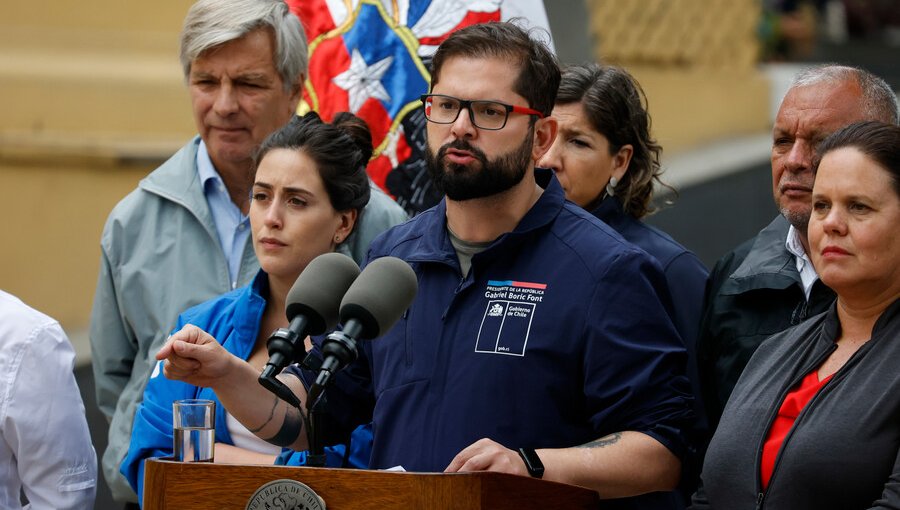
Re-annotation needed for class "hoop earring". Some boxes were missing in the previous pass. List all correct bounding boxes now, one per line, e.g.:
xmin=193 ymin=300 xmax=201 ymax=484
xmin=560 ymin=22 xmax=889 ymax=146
xmin=606 ymin=176 xmax=618 ymax=198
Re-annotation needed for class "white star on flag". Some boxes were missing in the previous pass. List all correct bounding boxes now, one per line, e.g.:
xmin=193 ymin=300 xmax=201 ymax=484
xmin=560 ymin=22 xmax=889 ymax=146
xmin=333 ymin=49 xmax=393 ymax=113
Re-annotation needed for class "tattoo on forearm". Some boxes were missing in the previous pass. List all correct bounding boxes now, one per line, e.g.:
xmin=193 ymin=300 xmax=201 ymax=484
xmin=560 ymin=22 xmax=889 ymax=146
xmin=264 ymin=406 xmax=304 ymax=447
xmin=577 ymin=432 xmax=622 ymax=449
xmin=247 ymin=394 xmax=280 ymax=433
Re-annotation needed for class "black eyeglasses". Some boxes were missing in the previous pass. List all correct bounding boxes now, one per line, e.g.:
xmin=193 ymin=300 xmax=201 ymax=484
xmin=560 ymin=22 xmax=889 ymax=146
xmin=420 ymin=94 xmax=544 ymax=130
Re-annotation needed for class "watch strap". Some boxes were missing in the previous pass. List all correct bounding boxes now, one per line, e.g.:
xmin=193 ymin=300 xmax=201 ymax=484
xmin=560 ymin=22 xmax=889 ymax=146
xmin=517 ymin=447 xmax=545 ymax=479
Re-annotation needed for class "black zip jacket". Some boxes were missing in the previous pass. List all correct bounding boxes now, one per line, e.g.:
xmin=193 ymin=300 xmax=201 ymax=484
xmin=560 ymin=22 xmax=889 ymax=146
xmin=697 ymin=216 xmax=835 ymax=430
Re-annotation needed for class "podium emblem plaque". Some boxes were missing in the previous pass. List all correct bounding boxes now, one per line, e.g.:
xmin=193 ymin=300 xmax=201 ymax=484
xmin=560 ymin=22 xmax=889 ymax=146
xmin=245 ymin=479 xmax=326 ymax=510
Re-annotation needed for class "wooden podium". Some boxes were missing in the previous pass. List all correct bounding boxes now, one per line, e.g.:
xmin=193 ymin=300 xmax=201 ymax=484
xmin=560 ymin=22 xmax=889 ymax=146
xmin=143 ymin=457 xmax=600 ymax=509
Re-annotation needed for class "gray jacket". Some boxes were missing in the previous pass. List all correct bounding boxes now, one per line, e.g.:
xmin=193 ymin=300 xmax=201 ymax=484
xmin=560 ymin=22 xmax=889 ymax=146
xmin=90 ymin=136 xmax=407 ymax=501
xmin=694 ymin=299 xmax=900 ymax=509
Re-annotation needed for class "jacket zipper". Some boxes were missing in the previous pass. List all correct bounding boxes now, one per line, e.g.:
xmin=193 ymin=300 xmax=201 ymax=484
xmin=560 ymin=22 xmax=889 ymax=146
xmin=754 ymin=342 xmax=836 ymax=509
xmin=443 ymin=260 xmax=473 ymax=321
xmin=790 ymin=297 xmax=810 ymax=325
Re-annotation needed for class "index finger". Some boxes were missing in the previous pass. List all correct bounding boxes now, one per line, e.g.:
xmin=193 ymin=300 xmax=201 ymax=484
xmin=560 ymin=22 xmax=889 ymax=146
xmin=155 ymin=335 xmax=175 ymax=360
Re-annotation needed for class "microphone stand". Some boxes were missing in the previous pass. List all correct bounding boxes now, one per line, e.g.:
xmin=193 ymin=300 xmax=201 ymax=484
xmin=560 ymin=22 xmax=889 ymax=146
xmin=295 ymin=346 xmax=327 ymax=467
xmin=304 ymin=321 xmax=363 ymax=467
xmin=304 ymin=391 xmax=326 ymax=467
xmin=258 ymin=318 xmax=366 ymax=468
xmin=257 ymin=327 xmax=328 ymax=467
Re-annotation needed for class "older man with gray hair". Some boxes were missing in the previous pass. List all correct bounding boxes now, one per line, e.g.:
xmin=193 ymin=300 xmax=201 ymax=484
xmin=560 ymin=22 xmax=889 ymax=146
xmin=90 ymin=0 xmax=406 ymax=504
xmin=697 ymin=64 xmax=899 ymax=430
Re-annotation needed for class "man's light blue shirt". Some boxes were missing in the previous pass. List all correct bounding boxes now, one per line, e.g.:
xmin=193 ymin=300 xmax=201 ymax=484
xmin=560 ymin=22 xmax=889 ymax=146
xmin=196 ymin=140 xmax=251 ymax=289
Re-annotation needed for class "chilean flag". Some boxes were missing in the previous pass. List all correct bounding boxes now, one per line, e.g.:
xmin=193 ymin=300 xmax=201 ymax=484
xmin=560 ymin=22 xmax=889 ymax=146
xmin=288 ymin=0 xmax=553 ymax=215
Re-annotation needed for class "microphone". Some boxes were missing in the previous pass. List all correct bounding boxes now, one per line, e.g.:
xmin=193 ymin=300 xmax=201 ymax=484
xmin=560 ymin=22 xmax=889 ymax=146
xmin=258 ymin=253 xmax=360 ymax=406
xmin=307 ymin=256 xmax=418 ymax=405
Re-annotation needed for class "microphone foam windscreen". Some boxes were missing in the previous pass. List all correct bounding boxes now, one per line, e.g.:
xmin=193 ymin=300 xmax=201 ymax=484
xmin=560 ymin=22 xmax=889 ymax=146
xmin=340 ymin=256 xmax=418 ymax=339
xmin=286 ymin=252 xmax=360 ymax=335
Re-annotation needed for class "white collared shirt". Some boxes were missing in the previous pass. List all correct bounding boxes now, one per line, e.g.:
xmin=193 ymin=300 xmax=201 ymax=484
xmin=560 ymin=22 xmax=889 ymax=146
xmin=0 ymin=290 xmax=96 ymax=509
xmin=785 ymin=225 xmax=819 ymax=300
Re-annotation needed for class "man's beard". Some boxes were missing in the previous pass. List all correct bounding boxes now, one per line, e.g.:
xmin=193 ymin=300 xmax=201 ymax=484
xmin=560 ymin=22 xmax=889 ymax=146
xmin=425 ymin=134 xmax=533 ymax=201
xmin=776 ymin=172 xmax=814 ymax=236
xmin=780 ymin=205 xmax=811 ymax=236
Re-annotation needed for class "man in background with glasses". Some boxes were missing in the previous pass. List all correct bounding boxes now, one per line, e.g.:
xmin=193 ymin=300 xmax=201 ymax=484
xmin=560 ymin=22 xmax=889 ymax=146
xmin=161 ymin=21 xmax=694 ymax=507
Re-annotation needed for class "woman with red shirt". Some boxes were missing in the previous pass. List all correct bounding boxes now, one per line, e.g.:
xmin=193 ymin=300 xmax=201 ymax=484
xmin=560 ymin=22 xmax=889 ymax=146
xmin=692 ymin=121 xmax=900 ymax=509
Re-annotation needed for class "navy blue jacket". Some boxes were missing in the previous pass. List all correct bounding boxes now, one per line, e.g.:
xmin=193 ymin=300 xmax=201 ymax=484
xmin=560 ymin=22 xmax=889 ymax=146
xmin=591 ymin=198 xmax=707 ymax=403
xmin=322 ymin=175 xmax=693 ymax=492
xmin=592 ymin=197 xmax=709 ymax=506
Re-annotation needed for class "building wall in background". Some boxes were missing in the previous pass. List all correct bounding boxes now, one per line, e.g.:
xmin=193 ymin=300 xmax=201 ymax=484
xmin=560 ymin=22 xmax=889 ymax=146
xmin=2 ymin=0 xmax=769 ymax=331
xmin=0 ymin=157 xmax=148 ymax=326
xmin=0 ymin=1 xmax=194 ymax=328
xmin=584 ymin=0 xmax=770 ymax=152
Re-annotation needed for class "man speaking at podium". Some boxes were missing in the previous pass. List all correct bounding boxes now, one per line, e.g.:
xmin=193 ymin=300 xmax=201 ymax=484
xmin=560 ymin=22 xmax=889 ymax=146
xmin=160 ymin=21 xmax=693 ymax=508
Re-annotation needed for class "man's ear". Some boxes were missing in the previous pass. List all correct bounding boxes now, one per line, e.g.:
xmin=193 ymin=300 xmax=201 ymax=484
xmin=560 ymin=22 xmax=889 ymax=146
xmin=531 ymin=116 xmax=558 ymax=162
xmin=288 ymin=73 xmax=305 ymax=113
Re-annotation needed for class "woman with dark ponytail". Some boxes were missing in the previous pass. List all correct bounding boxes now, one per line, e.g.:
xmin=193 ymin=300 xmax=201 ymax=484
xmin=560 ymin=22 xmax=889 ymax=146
xmin=122 ymin=112 xmax=376 ymax=501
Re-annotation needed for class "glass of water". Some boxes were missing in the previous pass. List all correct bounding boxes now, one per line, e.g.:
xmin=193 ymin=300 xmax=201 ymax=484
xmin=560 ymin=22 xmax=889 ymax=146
xmin=173 ymin=399 xmax=215 ymax=462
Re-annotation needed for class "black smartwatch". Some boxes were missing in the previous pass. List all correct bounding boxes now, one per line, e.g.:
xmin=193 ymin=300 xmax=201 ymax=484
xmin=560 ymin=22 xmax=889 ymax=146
xmin=517 ymin=447 xmax=544 ymax=479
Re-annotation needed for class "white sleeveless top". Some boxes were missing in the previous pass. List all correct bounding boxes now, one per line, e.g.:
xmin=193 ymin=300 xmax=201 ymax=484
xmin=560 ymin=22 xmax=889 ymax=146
xmin=226 ymin=412 xmax=282 ymax=454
